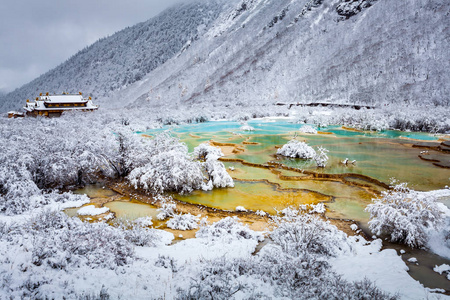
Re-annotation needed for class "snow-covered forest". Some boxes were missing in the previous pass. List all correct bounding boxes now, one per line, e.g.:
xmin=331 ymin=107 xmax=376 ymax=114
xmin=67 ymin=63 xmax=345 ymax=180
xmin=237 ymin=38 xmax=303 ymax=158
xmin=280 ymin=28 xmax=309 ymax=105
xmin=0 ymin=0 xmax=450 ymax=298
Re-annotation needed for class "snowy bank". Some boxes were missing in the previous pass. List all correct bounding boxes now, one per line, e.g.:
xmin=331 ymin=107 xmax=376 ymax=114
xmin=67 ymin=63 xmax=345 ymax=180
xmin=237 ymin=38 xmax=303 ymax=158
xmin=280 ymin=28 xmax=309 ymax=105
xmin=77 ymin=205 xmax=110 ymax=216
xmin=330 ymin=237 xmax=447 ymax=299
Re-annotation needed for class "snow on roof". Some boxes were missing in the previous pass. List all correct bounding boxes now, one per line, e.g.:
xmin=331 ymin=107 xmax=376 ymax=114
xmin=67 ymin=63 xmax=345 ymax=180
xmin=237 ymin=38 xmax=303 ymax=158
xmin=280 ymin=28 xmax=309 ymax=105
xmin=40 ymin=94 xmax=86 ymax=103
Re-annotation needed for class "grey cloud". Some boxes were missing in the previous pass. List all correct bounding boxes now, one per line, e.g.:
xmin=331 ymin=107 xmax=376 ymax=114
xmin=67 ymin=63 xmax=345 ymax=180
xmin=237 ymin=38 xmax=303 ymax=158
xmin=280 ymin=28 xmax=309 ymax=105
xmin=0 ymin=0 xmax=186 ymax=92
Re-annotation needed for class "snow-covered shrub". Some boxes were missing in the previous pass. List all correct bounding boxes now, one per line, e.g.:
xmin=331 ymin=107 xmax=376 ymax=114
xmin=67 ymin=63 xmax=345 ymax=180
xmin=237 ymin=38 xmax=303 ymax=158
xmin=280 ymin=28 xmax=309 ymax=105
xmin=280 ymin=206 xmax=303 ymax=218
xmin=255 ymin=210 xmax=267 ymax=216
xmin=166 ymin=213 xmax=200 ymax=230
xmin=73 ymin=287 xmax=111 ymax=300
xmin=299 ymin=125 xmax=317 ymax=134
xmin=240 ymin=124 xmax=255 ymax=131
xmin=194 ymin=142 xmax=234 ymax=190
xmin=389 ymin=107 xmax=450 ymax=133
xmin=113 ymin=217 xmax=172 ymax=247
xmin=314 ymin=146 xmax=329 ymax=168
xmin=27 ymin=210 xmax=134 ymax=270
xmin=128 ymin=133 xmax=205 ymax=194
xmin=108 ymin=127 xmax=154 ymax=177
xmin=194 ymin=142 xmax=223 ymax=161
xmin=157 ymin=201 xmax=177 ymax=220
xmin=0 ymin=165 xmax=42 ymax=215
xmin=0 ymin=221 xmax=19 ymax=240
xmin=0 ymin=209 xmax=176 ymax=297
xmin=271 ymin=212 xmax=347 ymax=257
xmin=235 ymin=206 xmax=247 ymax=212
xmin=155 ymin=255 xmax=178 ymax=273
xmin=309 ymin=203 xmax=326 ymax=214
xmin=20 ymin=117 xmax=117 ymax=189
xmin=203 ymin=158 xmax=234 ymax=189
xmin=196 ymin=216 xmax=263 ymax=242
xmin=277 ymin=139 xmax=316 ymax=159
xmin=283 ymin=203 xmax=326 ymax=215
xmin=0 ymin=180 xmax=89 ymax=216
xmin=134 ymin=216 xmax=153 ymax=227
xmin=342 ymin=108 xmax=390 ymax=132
xmin=366 ymin=182 xmax=446 ymax=248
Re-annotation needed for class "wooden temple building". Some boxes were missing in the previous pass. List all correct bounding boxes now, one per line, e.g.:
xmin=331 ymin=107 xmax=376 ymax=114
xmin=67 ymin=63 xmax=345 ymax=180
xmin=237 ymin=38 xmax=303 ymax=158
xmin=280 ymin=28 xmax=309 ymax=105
xmin=23 ymin=93 xmax=98 ymax=117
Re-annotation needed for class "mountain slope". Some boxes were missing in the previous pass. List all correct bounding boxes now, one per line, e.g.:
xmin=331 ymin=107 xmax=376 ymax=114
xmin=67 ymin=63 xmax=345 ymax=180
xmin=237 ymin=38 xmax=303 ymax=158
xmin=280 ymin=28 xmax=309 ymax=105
xmin=2 ymin=0 xmax=448 ymax=113
xmin=0 ymin=0 xmax=226 ymax=112
xmin=119 ymin=0 xmax=449 ymax=109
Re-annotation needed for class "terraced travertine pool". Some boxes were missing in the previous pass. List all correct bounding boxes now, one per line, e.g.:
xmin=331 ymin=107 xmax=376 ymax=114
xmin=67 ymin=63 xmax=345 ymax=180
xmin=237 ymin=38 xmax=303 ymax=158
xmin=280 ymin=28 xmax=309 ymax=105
xmin=74 ymin=119 xmax=449 ymax=223
xmin=138 ymin=119 xmax=449 ymax=221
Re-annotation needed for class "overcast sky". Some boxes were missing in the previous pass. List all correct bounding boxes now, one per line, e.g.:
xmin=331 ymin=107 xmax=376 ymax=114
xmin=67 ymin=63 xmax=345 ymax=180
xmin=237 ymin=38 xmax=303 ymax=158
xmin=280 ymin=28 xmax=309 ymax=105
xmin=0 ymin=0 xmax=186 ymax=94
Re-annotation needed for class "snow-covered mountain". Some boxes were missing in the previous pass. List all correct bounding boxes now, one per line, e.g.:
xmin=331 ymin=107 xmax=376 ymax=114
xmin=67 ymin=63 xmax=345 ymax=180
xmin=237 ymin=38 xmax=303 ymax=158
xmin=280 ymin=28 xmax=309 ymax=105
xmin=0 ymin=0 xmax=226 ymax=112
xmin=1 ymin=0 xmax=448 ymax=113
xmin=122 ymin=0 xmax=449 ymax=110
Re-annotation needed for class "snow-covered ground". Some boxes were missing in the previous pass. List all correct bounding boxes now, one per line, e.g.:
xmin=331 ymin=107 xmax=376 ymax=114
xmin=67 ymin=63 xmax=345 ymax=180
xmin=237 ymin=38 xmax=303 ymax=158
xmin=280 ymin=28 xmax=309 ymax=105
xmin=0 ymin=106 xmax=449 ymax=298
xmin=1 ymin=199 xmax=448 ymax=299
xmin=77 ymin=205 xmax=110 ymax=216
xmin=330 ymin=237 xmax=447 ymax=300
xmin=0 ymin=0 xmax=448 ymax=298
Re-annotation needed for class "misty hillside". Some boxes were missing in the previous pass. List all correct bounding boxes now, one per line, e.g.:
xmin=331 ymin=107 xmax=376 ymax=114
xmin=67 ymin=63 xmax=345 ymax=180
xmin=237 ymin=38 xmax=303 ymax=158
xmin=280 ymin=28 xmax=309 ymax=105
xmin=1 ymin=0 xmax=448 ymax=113
xmin=0 ymin=0 xmax=226 ymax=112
